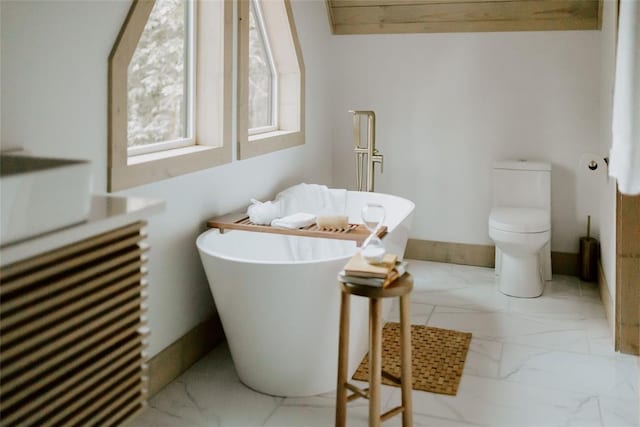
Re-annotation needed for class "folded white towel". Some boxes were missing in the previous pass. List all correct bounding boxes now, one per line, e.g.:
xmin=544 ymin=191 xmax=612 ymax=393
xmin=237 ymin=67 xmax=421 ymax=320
xmin=271 ymin=213 xmax=317 ymax=229
xmin=247 ymin=198 xmax=282 ymax=225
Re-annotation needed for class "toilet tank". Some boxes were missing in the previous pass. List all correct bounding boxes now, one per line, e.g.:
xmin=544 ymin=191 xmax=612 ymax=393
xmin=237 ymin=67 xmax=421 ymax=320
xmin=493 ymin=160 xmax=551 ymax=209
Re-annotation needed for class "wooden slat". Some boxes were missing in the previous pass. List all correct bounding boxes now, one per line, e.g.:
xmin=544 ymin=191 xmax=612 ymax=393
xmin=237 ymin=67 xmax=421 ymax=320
xmin=331 ymin=0 xmax=505 ymax=6
xmin=0 ymin=323 xmax=147 ymax=402
xmin=1 ymin=282 xmax=143 ymax=357
xmin=207 ymin=213 xmax=387 ymax=245
xmin=1 ymin=302 xmax=143 ymax=380
xmin=616 ymin=191 xmax=640 ymax=355
xmin=1 ymin=270 xmax=145 ymax=344
xmin=0 ymin=256 xmax=146 ymax=330
xmin=331 ymin=0 xmax=599 ymax=25
xmin=332 ymin=18 xmax=597 ymax=34
xmin=5 ymin=351 xmax=144 ymax=427
xmin=1 ymin=339 xmax=143 ymax=417
xmin=0 ymin=221 xmax=148 ymax=427
xmin=0 ymin=246 xmax=148 ymax=313
xmin=81 ymin=384 xmax=144 ymax=427
xmin=0 ymin=233 xmax=145 ymax=297
xmin=40 ymin=362 xmax=143 ymax=426
xmin=0 ymin=222 xmax=144 ymax=280
xmin=108 ymin=404 xmax=147 ymax=427
xmin=328 ymin=0 xmax=600 ymax=34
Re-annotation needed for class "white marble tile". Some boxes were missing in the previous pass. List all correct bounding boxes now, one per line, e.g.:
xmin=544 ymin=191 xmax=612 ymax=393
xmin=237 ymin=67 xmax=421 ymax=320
xmin=543 ymin=275 xmax=582 ymax=299
xmin=600 ymin=396 xmax=640 ymax=427
xmin=428 ymin=306 xmax=591 ymax=353
xmin=387 ymin=375 xmax=603 ymax=427
xmin=264 ymin=401 xmax=369 ymax=427
xmin=131 ymin=344 xmax=283 ymax=427
xmin=133 ymin=406 xmax=204 ymax=427
xmin=408 ymin=261 xmax=495 ymax=292
xmin=268 ymin=380 xmax=396 ymax=427
xmin=387 ymin=301 xmax=434 ymax=325
xmin=384 ymin=412 xmax=482 ymax=427
xmin=509 ymin=295 xmax=606 ymax=321
xmin=133 ymin=381 xmax=211 ymax=427
xmin=129 ymin=261 xmax=640 ymax=427
xmin=579 ymin=280 xmax=602 ymax=300
xmin=499 ymin=343 xmax=639 ymax=401
xmin=411 ymin=285 xmax=511 ymax=313
xmin=279 ymin=380 xmax=394 ymax=410
xmin=463 ymin=338 xmax=503 ymax=379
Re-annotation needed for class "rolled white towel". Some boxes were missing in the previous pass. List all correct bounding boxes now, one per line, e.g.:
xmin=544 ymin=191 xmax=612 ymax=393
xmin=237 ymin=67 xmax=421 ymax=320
xmin=247 ymin=198 xmax=282 ymax=225
xmin=271 ymin=213 xmax=317 ymax=229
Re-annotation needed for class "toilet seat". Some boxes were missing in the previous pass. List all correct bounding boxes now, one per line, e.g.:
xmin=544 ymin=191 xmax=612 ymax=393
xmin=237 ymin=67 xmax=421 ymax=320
xmin=489 ymin=207 xmax=549 ymax=233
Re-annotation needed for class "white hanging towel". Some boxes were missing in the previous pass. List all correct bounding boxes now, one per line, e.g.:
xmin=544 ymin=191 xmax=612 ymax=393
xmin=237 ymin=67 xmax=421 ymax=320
xmin=609 ymin=0 xmax=640 ymax=195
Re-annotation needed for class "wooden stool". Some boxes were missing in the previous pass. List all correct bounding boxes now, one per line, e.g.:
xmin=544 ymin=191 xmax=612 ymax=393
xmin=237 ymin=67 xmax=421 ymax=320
xmin=335 ymin=273 xmax=413 ymax=427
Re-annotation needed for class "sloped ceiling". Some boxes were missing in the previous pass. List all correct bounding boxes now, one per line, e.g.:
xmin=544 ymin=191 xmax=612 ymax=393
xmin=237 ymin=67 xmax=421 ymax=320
xmin=326 ymin=0 xmax=602 ymax=35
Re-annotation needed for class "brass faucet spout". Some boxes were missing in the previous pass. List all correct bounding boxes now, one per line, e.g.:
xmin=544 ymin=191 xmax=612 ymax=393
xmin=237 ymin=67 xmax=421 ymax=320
xmin=350 ymin=110 xmax=383 ymax=192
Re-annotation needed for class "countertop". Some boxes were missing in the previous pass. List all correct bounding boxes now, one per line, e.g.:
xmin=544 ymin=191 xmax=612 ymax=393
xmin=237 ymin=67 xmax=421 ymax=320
xmin=0 ymin=195 xmax=165 ymax=267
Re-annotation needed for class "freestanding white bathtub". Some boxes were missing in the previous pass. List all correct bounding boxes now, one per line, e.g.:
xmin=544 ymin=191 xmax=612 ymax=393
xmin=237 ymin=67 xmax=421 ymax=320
xmin=196 ymin=191 xmax=414 ymax=396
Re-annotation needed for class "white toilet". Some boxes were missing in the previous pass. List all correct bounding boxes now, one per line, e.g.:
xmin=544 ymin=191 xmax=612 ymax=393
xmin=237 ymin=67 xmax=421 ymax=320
xmin=489 ymin=161 xmax=552 ymax=298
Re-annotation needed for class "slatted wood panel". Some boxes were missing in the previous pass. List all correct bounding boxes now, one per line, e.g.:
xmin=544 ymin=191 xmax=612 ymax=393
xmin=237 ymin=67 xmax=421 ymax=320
xmin=207 ymin=212 xmax=387 ymax=245
xmin=0 ymin=222 xmax=149 ymax=427
xmin=616 ymin=191 xmax=640 ymax=355
xmin=327 ymin=0 xmax=601 ymax=34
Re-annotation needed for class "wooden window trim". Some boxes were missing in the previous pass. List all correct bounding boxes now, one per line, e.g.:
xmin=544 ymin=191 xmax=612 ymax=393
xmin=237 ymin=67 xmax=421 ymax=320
xmin=108 ymin=0 xmax=233 ymax=192
xmin=237 ymin=0 xmax=305 ymax=160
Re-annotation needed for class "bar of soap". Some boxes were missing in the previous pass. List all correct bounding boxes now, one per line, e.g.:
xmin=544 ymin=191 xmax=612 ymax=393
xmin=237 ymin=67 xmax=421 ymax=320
xmin=316 ymin=215 xmax=349 ymax=230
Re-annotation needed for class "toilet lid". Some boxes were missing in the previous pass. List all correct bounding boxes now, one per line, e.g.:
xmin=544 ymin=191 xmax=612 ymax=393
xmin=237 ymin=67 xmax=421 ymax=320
xmin=490 ymin=207 xmax=550 ymax=233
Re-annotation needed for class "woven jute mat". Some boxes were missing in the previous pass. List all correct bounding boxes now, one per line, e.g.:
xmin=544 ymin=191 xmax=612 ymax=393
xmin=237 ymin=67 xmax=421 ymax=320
xmin=352 ymin=323 xmax=472 ymax=396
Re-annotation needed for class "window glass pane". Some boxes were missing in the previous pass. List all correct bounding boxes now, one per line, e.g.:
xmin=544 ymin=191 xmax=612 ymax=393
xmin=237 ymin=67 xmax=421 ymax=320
xmin=248 ymin=1 xmax=273 ymax=129
xmin=128 ymin=0 xmax=188 ymax=147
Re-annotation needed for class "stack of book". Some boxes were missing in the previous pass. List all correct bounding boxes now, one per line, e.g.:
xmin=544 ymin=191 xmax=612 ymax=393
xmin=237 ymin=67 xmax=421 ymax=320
xmin=338 ymin=252 xmax=408 ymax=288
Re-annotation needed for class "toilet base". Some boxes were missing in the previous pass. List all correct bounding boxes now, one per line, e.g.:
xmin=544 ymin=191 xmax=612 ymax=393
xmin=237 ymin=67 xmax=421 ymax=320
xmin=498 ymin=252 xmax=544 ymax=298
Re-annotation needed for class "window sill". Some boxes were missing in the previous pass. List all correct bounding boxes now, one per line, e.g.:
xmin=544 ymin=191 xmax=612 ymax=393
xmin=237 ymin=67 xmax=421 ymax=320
xmin=241 ymin=129 xmax=303 ymax=159
xmin=248 ymin=129 xmax=297 ymax=143
xmin=109 ymin=144 xmax=231 ymax=192
xmin=127 ymin=144 xmax=214 ymax=165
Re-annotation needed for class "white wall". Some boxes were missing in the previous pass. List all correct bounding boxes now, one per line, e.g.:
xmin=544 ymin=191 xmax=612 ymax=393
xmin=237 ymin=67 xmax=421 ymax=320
xmin=1 ymin=0 xmax=617 ymax=357
xmin=599 ymin=0 xmax=619 ymax=298
xmin=0 ymin=0 xmax=335 ymax=356
xmin=330 ymin=30 xmax=602 ymax=253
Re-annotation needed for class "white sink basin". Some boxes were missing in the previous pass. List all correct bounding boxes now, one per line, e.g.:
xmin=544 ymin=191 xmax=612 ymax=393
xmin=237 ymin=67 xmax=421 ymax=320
xmin=1 ymin=155 xmax=93 ymax=246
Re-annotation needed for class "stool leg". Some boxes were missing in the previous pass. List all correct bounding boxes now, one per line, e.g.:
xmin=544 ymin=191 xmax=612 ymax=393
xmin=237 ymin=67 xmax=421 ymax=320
xmin=399 ymin=294 xmax=413 ymax=427
xmin=369 ymin=297 xmax=382 ymax=427
xmin=336 ymin=291 xmax=350 ymax=427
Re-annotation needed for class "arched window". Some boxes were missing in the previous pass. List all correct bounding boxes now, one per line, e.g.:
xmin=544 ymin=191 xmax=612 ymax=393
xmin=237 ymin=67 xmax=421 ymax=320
xmin=238 ymin=0 xmax=304 ymax=159
xmin=109 ymin=0 xmax=232 ymax=191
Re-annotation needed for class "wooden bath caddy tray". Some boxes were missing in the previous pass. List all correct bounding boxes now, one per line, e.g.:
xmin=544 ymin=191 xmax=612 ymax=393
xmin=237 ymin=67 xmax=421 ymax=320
xmin=207 ymin=212 xmax=387 ymax=245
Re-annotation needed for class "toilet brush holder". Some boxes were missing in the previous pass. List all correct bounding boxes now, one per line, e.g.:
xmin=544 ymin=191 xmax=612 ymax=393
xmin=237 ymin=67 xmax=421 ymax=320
xmin=579 ymin=215 xmax=598 ymax=282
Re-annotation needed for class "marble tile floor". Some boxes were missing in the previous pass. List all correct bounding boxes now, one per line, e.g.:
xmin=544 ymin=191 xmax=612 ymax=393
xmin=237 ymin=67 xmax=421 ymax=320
xmin=131 ymin=260 xmax=639 ymax=427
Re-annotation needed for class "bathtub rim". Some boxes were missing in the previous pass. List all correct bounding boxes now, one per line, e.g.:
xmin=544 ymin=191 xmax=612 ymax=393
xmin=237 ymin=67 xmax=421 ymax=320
xmin=196 ymin=229 xmax=357 ymax=266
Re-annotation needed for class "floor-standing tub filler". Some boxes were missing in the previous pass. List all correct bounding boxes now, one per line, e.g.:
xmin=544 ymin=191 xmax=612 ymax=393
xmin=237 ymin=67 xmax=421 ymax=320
xmin=197 ymin=190 xmax=414 ymax=397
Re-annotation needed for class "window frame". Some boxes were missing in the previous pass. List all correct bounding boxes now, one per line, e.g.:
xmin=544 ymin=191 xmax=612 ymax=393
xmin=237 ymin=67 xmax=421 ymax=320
xmin=108 ymin=0 xmax=232 ymax=192
xmin=237 ymin=0 xmax=304 ymax=160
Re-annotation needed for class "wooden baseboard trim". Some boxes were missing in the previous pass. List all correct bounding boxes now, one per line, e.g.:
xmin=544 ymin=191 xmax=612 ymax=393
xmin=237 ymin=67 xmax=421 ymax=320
xmin=406 ymin=239 xmax=495 ymax=268
xmin=147 ymin=314 xmax=225 ymax=397
xmin=406 ymin=239 xmax=579 ymax=276
xmin=597 ymin=259 xmax=616 ymax=344
xmin=550 ymin=251 xmax=579 ymax=277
